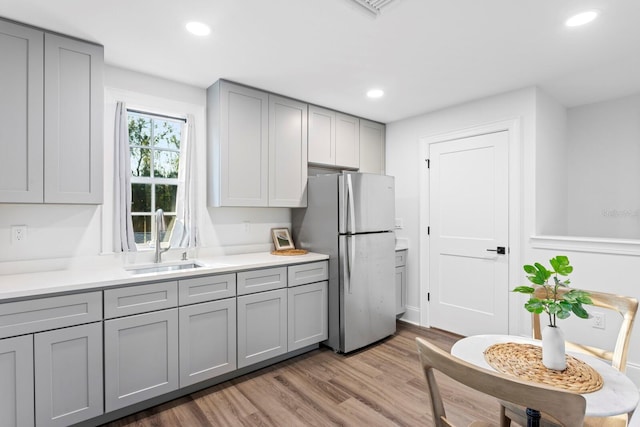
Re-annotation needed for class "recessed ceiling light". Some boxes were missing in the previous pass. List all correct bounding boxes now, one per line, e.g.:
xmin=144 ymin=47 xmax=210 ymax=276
xmin=565 ymin=10 xmax=599 ymax=27
xmin=186 ymin=22 xmax=211 ymax=36
xmin=367 ymin=88 xmax=384 ymax=98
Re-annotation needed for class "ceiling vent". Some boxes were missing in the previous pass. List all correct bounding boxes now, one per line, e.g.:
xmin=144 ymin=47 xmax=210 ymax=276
xmin=349 ymin=0 xmax=398 ymax=16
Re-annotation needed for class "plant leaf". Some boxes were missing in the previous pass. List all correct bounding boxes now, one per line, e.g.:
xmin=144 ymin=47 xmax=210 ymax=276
xmin=571 ymin=304 xmax=590 ymax=319
xmin=523 ymin=264 xmax=537 ymax=274
xmin=512 ymin=286 xmax=535 ymax=294
xmin=524 ymin=299 xmax=545 ymax=314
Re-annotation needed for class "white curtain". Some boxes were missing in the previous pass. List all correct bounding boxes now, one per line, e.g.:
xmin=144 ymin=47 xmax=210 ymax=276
xmin=173 ymin=114 xmax=198 ymax=249
xmin=113 ymin=101 xmax=137 ymax=252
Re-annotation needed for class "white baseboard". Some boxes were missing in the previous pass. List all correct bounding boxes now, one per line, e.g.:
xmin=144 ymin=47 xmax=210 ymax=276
xmin=398 ymin=305 xmax=420 ymax=326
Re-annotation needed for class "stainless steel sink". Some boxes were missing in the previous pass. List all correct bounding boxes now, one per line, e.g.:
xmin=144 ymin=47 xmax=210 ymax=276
xmin=127 ymin=262 xmax=203 ymax=275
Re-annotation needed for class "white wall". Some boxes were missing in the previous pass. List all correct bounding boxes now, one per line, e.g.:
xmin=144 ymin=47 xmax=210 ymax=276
xmin=567 ymin=93 xmax=640 ymax=239
xmin=535 ymin=90 xmax=568 ymax=235
xmin=0 ymin=66 xmax=290 ymax=268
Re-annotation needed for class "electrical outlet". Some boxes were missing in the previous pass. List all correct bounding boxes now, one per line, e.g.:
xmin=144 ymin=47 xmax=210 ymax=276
xmin=11 ymin=225 xmax=27 ymax=244
xmin=592 ymin=311 xmax=605 ymax=329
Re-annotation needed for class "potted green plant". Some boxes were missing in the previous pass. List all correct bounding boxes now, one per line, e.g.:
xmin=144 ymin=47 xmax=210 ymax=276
xmin=512 ymin=255 xmax=592 ymax=370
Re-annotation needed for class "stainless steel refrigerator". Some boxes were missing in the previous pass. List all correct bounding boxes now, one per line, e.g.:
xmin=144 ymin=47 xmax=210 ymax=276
xmin=292 ymin=172 xmax=396 ymax=353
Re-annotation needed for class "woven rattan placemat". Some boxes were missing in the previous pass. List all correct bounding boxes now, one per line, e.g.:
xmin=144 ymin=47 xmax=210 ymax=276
xmin=483 ymin=343 xmax=603 ymax=393
xmin=271 ymin=249 xmax=309 ymax=256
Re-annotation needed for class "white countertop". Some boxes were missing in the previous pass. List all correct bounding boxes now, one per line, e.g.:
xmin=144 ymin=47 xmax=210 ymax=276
xmin=395 ymin=239 xmax=409 ymax=251
xmin=0 ymin=252 xmax=329 ymax=302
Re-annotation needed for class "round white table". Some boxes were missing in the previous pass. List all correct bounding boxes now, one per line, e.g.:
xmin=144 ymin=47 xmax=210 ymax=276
xmin=451 ymin=335 xmax=639 ymax=419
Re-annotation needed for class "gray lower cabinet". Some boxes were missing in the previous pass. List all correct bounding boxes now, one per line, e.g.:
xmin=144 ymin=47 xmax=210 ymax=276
xmin=34 ymin=322 xmax=103 ymax=427
xmin=287 ymin=281 xmax=328 ymax=351
xmin=0 ymin=335 xmax=34 ymax=427
xmin=237 ymin=288 xmax=287 ymax=368
xmin=104 ymin=309 xmax=179 ymax=412
xmin=395 ymin=250 xmax=407 ymax=316
xmin=179 ymin=298 xmax=236 ymax=387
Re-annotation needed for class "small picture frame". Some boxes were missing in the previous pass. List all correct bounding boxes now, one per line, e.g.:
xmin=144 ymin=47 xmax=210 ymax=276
xmin=271 ymin=228 xmax=295 ymax=250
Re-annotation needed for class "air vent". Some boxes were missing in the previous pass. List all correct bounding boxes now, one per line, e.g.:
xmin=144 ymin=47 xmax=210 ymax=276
xmin=349 ymin=0 xmax=398 ymax=16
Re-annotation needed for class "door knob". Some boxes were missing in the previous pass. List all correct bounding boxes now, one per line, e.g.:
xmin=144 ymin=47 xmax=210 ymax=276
xmin=486 ymin=246 xmax=506 ymax=255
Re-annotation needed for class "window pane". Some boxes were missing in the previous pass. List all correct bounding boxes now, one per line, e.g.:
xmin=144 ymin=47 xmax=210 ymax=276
xmin=130 ymin=147 xmax=151 ymax=177
xmin=128 ymin=113 xmax=151 ymax=147
xmin=131 ymin=183 xmax=151 ymax=213
xmin=163 ymin=215 xmax=176 ymax=243
xmin=132 ymin=215 xmax=152 ymax=244
xmin=154 ymin=119 xmax=182 ymax=150
xmin=156 ymin=184 xmax=177 ymax=212
xmin=154 ymin=150 xmax=180 ymax=178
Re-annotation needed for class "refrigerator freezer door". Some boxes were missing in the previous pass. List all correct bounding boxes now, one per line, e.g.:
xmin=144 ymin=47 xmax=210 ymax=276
xmin=339 ymin=231 xmax=395 ymax=353
xmin=339 ymin=173 xmax=395 ymax=234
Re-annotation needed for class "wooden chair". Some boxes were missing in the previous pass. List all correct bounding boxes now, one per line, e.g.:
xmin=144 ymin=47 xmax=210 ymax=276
xmin=502 ymin=288 xmax=638 ymax=427
xmin=415 ymin=337 xmax=586 ymax=427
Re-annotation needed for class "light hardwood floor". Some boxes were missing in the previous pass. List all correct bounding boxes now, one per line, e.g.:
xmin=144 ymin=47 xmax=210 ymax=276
xmin=101 ymin=322 xmax=503 ymax=426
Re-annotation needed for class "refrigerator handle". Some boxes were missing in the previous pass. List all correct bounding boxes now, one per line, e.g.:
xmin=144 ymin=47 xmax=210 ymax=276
xmin=347 ymin=173 xmax=356 ymax=232
xmin=345 ymin=235 xmax=355 ymax=294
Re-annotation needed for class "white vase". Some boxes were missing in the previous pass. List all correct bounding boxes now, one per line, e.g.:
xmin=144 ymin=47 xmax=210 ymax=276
xmin=542 ymin=325 xmax=566 ymax=370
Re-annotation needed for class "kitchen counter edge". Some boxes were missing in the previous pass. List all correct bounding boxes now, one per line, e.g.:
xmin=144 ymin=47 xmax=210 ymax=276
xmin=0 ymin=252 xmax=329 ymax=303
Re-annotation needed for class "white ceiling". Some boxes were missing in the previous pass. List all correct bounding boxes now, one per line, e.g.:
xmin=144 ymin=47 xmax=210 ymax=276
xmin=3 ymin=0 xmax=640 ymax=123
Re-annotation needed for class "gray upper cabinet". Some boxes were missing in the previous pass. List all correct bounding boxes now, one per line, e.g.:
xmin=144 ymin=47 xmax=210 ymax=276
xmin=308 ymin=105 xmax=335 ymax=166
xmin=44 ymin=33 xmax=104 ymax=204
xmin=0 ymin=19 xmax=104 ymax=204
xmin=0 ymin=20 xmax=44 ymax=203
xmin=308 ymin=106 xmax=359 ymax=170
xmin=207 ymin=80 xmax=308 ymax=207
xmin=207 ymin=80 xmax=269 ymax=207
xmin=269 ymin=94 xmax=308 ymax=207
xmin=335 ymin=112 xmax=360 ymax=169
xmin=359 ymin=119 xmax=386 ymax=174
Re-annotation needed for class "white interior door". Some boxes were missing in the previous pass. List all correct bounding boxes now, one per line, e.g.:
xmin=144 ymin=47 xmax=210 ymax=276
xmin=429 ymin=131 xmax=509 ymax=336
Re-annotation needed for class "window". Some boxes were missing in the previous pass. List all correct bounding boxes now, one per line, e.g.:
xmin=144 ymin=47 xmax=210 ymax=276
xmin=127 ymin=110 xmax=185 ymax=246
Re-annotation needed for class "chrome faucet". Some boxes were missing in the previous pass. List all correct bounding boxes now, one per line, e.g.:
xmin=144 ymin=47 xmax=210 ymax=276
xmin=154 ymin=209 xmax=171 ymax=263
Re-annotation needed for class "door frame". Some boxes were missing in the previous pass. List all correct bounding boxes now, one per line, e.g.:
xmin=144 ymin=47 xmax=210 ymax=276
xmin=419 ymin=118 xmax=523 ymax=334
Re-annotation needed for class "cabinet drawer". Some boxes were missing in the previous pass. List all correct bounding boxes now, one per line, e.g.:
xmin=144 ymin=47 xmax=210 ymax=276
xmin=237 ymin=267 xmax=287 ymax=296
xmin=179 ymin=273 xmax=236 ymax=305
xmin=287 ymin=261 xmax=328 ymax=287
xmin=395 ymin=250 xmax=407 ymax=267
xmin=104 ymin=281 xmax=177 ymax=319
xmin=0 ymin=292 xmax=102 ymax=339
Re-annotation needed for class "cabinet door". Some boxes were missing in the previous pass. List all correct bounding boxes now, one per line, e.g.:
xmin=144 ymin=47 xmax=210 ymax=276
xmin=335 ymin=113 xmax=360 ymax=169
xmin=288 ymin=281 xmax=328 ymax=351
xmin=0 ymin=20 xmax=43 ymax=203
xmin=44 ymin=33 xmax=103 ymax=204
xmin=269 ymin=95 xmax=308 ymax=207
xmin=179 ymin=298 xmax=236 ymax=387
xmin=308 ymin=105 xmax=335 ymax=165
xmin=395 ymin=265 xmax=407 ymax=316
xmin=0 ymin=335 xmax=34 ymax=427
xmin=104 ymin=309 xmax=178 ymax=412
xmin=359 ymin=119 xmax=385 ymax=174
xmin=214 ymin=81 xmax=269 ymax=207
xmin=34 ymin=322 xmax=103 ymax=427
xmin=237 ymin=289 xmax=287 ymax=368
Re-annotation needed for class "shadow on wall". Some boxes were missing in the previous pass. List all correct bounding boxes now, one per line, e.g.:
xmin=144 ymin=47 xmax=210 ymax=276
xmin=0 ymin=204 xmax=102 ymax=262
xmin=202 ymin=206 xmax=291 ymax=251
